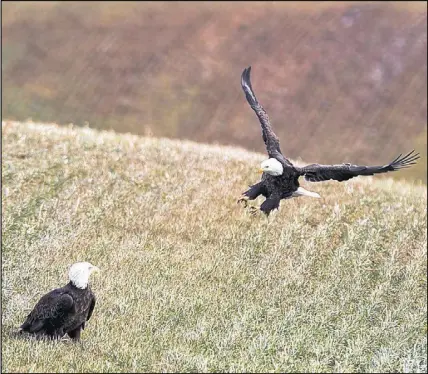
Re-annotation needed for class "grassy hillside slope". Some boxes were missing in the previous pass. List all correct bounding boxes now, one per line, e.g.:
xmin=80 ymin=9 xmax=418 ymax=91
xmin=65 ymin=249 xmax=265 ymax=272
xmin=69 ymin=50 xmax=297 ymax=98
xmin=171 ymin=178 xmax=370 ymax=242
xmin=2 ymin=2 xmax=427 ymax=183
xmin=2 ymin=120 xmax=427 ymax=373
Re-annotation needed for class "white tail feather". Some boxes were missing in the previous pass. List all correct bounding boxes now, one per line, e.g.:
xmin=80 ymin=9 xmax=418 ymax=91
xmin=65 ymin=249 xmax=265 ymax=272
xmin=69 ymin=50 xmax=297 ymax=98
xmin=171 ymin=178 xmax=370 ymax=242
xmin=293 ymin=187 xmax=321 ymax=198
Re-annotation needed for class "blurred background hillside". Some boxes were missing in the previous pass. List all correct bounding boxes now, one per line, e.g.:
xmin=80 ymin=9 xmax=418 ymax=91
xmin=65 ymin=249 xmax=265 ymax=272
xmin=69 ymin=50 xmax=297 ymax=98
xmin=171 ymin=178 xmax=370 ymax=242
xmin=2 ymin=1 xmax=427 ymax=183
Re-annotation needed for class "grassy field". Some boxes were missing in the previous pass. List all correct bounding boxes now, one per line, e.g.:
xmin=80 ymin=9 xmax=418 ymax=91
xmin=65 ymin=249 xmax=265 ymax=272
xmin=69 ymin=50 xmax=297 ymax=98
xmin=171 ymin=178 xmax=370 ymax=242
xmin=2 ymin=120 xmax=427 ymax=373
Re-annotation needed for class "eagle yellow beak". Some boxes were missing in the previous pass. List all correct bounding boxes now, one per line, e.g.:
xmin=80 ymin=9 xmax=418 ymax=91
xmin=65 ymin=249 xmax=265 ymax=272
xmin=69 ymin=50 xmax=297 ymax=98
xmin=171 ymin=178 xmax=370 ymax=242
xmin=258 ymin=168 xmax=264 ymax=174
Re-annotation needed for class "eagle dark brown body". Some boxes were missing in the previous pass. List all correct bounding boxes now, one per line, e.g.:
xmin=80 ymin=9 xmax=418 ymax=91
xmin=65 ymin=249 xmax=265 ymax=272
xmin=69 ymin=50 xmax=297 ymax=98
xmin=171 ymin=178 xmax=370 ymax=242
xmin=19 ymin=282 xmax=96 ymax=341
xmin=18 ymin=262 xmax=98 ymax=341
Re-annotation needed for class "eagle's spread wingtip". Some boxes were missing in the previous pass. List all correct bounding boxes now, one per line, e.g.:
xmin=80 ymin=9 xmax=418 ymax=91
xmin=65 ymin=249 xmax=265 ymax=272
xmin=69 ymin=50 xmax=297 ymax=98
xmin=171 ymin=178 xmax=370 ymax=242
xmin=241 ymin=66 xmax=253 ymax=90
xmin=242 ymin=66 xmax=251 ymax=80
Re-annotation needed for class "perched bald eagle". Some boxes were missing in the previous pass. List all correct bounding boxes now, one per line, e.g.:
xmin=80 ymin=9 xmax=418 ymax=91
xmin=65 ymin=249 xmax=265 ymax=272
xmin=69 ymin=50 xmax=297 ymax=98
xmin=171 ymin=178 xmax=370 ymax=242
xmin=238 ymin=66 xmax=420 ymax=216
xmin=18 ymin=262 xmax=99 ymax=341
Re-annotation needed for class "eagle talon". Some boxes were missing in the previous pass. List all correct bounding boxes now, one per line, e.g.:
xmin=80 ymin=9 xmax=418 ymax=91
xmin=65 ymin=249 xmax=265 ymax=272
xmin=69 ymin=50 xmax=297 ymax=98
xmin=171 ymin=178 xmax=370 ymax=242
xmin=237 ymin=196 xmax=249 ymax=207
xmin=249 ymin=206 xmax=259 ymax=216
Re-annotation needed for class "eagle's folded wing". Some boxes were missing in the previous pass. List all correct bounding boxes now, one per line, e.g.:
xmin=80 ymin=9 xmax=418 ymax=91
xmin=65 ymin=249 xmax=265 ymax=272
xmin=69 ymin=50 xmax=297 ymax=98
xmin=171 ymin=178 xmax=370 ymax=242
xmin=20 ymin=292 xmax=74 ymax=333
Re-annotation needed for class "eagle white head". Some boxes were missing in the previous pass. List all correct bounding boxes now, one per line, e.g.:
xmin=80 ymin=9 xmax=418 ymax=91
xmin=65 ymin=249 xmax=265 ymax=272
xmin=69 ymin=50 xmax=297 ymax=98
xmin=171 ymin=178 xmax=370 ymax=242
xmin=69 ymin=262 xmax=100 ymax=289
xmin=260 ymin=158 xmax=284 ymax=176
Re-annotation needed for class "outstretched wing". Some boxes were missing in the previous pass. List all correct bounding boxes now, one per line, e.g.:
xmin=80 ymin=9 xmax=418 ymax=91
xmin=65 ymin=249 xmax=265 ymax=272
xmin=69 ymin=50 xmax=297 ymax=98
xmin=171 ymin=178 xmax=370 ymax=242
xmin=20 ymin=291 xmax=74 ymax=333
xmin=241 ymin=66 xmax=293 ymax=167
xmin=300 ymin=150 xmax=420 ymax=182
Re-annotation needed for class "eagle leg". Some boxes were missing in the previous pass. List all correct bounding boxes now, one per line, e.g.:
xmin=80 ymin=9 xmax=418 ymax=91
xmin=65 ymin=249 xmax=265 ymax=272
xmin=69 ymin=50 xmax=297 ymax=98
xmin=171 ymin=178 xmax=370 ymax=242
xmin=260 ymin=196 xmax=281 ymax=216
xmin=238 ymin=182 xmax=265 ymax=208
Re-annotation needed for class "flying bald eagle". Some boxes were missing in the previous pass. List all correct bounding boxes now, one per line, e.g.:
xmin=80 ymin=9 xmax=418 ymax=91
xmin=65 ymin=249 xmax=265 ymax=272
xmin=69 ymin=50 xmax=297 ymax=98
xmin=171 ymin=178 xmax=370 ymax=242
xmin=18 ymin=262 xmax=99 ymax=341
xmin=238 ymin=66 xmax=420 ymax=216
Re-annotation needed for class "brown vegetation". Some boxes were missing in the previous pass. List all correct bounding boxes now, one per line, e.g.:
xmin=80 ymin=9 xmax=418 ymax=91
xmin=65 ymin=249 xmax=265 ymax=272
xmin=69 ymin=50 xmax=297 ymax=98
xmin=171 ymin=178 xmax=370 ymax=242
xmin=2 ymin=2 xmax=427 ymax=182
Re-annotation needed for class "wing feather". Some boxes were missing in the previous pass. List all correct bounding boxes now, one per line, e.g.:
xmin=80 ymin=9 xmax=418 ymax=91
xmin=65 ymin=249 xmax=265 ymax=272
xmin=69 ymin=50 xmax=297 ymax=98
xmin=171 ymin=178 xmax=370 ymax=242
xmin=20 ymin=292 xmax=74 ymax=333
xmin=241 ymin=66 xmax=293 ymax=167
xmin=300 ymin=150 xmax=420 ymax=182
xmin=86 ymin=295 xmax=96 ymax=322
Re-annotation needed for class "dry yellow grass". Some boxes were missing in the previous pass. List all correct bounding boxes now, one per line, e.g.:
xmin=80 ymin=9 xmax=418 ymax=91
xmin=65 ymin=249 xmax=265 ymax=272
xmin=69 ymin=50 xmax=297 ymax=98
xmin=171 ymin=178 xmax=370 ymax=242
xmin=2 ymin=120 xmax=427 ymax=373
